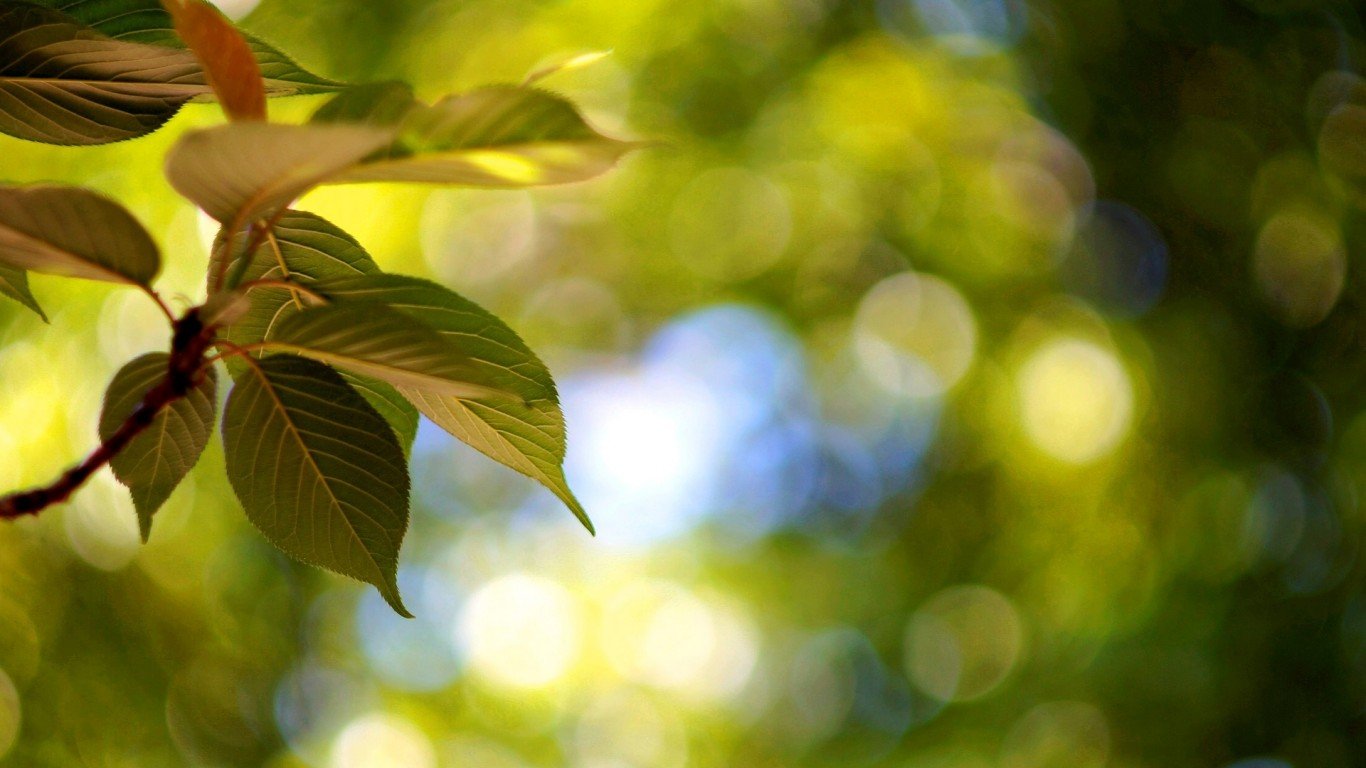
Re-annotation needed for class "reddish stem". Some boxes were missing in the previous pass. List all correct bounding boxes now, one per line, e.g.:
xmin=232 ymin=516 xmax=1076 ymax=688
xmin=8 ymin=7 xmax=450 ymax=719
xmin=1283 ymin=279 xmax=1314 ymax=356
xmin=0 ymin=309 xmax=218 ymax=521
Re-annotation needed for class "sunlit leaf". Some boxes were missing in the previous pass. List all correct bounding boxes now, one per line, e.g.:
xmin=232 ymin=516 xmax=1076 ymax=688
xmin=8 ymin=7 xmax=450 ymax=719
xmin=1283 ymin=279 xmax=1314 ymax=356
xmin=0 ymin=263 xmax=44 ymax=320
xmin=265 ymin=302 xmax=517 ymax=402
xmin=164 ymin=123 xmax=395 ymax=224
xmin=99 ymin=352 xmax=217 ymax=540
xmin=311 ymin=274 xmax=593 ymax=533
xmin=222 ymin=354 xmax=411 ymax=616
xmin=335 ymin=86 xmax=636 ymax=188
xmin=522 ymin=49 xmax=613 ymax=85
xmin=0 ymin=186 xmax=160 ymax=286
xmin=31 ymin=0 xmax=345 ymax=95
xmin=161 ymin=0 xmax=266 ymax=121
xmin=0 ymin=3 xmax=207 ymax=145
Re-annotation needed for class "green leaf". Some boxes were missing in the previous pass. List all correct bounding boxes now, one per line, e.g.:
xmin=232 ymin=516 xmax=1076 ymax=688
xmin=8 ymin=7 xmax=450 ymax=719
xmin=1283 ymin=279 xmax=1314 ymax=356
xmin=222 ymin=354 xmax=411 ymax=616
xmin=340 ymin=371 xmax=419 ymax=458
xmin=206 ymin=211 xmax=417 ymax=453
xmin=164 ymin=123 xmax=396 ymax=224
xmin=32 ymin=0 xmax=345 ymax=95
xmin=99 ymin=353 xmax=216 ymax=540
xmin=0 ymin=263 xmax=45 ymax=320
xmin=310 ymin=81 xmax=419 ymax=129
xmin=167 ymin=85 xmax=631 ymax=219
xmin=0 ymin=185 xmax=160 ymax=286
xmin=0 ymin=3 xmax=208 ymax=145
xmin=311 ymin=274 xmax=593 ymax=534
xmin=265 ymin=302 xmax=517 ymax=402
xmin=334 ymin=86 xmax=636 ymax=188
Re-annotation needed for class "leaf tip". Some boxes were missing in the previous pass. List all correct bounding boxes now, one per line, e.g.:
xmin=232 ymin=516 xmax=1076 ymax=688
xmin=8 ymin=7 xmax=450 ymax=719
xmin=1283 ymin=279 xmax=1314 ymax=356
xmin=380 ymin=585 xmax=415 ymax=619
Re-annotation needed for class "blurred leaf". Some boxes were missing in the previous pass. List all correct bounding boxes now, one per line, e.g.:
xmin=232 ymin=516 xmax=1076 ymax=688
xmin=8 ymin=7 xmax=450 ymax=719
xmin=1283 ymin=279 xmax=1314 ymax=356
xmin=168 ymin=86 xmax=631 ymax=224
xmin=266 ymin=302 xmax=516 ymax=402
xmin=312 ymin=274 xmax=593 ymax=534
xmin=161 ymin=0 xmax=266 ymax=121
xmin=198 ymin=286 xmax=252 ymax=328
xmin=340 ymin=371 xmax=419 ymax=458
xmin=100 ymin=353 xmax=217 ymax=540
xmin=0 ymin=3 xmax=206 ymax=144
xmin=335 ymin=86 xmax=635 ymax=188
xmin=28 ymin=0 xmax=345 ymax=95
xmin=0 ymin=264 xmax=45 ymax=320
xmin=164 ymin=123 xmax=395 ymax=223
xmin=522 ymin=50 xmax=613 ymax=85
xmin=223 ymin=354 xmax=411 ymax=617
xmin=0 ymin=186 xmax=160 ymax=286
xmin=310 ymin=81 xmax=419 ymax=128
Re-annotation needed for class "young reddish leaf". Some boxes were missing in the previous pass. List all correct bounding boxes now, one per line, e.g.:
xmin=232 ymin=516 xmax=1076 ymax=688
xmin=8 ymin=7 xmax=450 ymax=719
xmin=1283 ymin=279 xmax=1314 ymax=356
xmin=161 ymin=0 xmax=266 ymax=121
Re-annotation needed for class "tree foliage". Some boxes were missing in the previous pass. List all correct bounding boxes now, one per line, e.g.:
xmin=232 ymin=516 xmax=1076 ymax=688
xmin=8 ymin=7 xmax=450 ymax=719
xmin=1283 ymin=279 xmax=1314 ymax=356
xmin=0 ymin=0 xmax=629 ymax=614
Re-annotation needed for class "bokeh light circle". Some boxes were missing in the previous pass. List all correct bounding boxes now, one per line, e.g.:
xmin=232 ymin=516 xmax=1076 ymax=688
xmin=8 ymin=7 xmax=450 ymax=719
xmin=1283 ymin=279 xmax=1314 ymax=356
xmin=601 ymin=581 xmax=760 ymax=703
xmin=1017 ymin=338 xmax=1133 ymax=463
xmin=668 ymin=167 xmax=793 ymax=281
xmin=456 ymin=574 xmax=581 ymax=689
xmin=855 ymin=272 xmax=978 ymax=399
xmin=904 ymin=585 xmax=1025 ymax=702
xmin=330 ymin=713 xmax=436 ymax=768
xmin=1253 ymin=209 xmax=1345 ymax=327
xmin=1000 ymin=701 xmax=1110 ymax=768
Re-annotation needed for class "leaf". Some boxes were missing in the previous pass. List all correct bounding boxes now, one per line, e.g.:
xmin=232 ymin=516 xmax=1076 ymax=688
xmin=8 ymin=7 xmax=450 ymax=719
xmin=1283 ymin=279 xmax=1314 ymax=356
xmin=222 ymin=354 xmax=411 ymax=616
xmin=341 ymin=370 xmax=419 ymax=458
xmin=334 ymin=86 xmax=636 ymax=188
xmin=265 ymin=302 xmax=517 ymax=402
xmin=161 ymin=0 xmax=266 ymax=121
xmin=168 ymin=85 xmax=632 ymax=220
xmin=31 ymin=0 xmax=345 ymax=95
xmin=522 ymin=50 xmax=613 ymax=86
xmin=164 ymin=123 xmax=396 ymax=224
xmin=0 ymin=3 xmax=208 ymax=145
xmin=311 ymin=274 xmax=593 ymax=533
xmin=99 ymin=353 xmax=217 ymax=540
xmin=209 ymin=210 xmax=379 ymax=357
xmin=0 ymin=263 xmax=45 ymax=320
xmin=0 ymin=185 xmax=160 ymax=286
xmin=310 ymin=81 xmax=419 ymax=128
xmin=206 ymin=211 xmax=419 ymax=450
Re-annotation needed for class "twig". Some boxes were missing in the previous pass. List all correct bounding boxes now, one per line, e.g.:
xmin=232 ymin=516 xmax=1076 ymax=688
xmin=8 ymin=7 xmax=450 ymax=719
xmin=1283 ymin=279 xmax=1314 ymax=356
xmin=0 ymin=309 xmax=218 ymax=520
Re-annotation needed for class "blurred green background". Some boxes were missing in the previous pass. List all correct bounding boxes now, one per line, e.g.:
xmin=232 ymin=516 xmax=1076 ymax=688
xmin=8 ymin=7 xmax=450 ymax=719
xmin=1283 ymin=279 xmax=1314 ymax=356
xmin=2 ymin=0 xmax=1366 ymax=765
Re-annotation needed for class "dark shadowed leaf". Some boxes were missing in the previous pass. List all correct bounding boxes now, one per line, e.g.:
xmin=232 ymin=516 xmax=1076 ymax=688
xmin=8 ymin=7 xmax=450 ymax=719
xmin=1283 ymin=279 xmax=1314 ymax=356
xmin=311 ymin=274 xmax=593 ymax=533
xmin=0 ymin=264 xmax=44 ymax=320
xmin=223 ymin=354 xmax=411 ymax=616
xmin=161 ymin=0 xmax=266 ymax=121
xmin=265 ymin=302 xmax=517 ymax=402
xmin=29 ymin=0 xmax=344 ymax=95
xmin=0 ymin=3 xmax=207 ymax=144
xmin=340 ymin=370 xmax=419 ymax=458
xmin=100 ymin=353 xmax=217 ymax=540
xmin=164 ymin=123 xmax=396 ymax=224
xmin=310 ymin=81 xmax=419 ymax=128
xmin=0 ymin=186 xmax=160 ymax=286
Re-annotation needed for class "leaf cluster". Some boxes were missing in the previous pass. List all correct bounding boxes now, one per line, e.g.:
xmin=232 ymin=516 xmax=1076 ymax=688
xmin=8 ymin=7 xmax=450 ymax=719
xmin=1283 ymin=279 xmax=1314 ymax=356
xmin=0 ymin=0 xmax=631 ymax=615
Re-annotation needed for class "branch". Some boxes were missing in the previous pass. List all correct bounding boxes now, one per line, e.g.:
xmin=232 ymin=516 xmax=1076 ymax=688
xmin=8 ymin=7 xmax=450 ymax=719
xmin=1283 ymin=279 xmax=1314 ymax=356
xmin=0 ymin=309 xmax=218 ymax=521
